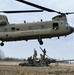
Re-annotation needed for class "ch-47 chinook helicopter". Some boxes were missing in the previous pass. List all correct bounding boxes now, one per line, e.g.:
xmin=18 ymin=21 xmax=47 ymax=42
xmin=0 ymin=0 xmax=74 ymax=46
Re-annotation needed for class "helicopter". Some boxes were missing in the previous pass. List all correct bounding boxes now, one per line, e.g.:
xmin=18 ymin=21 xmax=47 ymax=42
xmin=0 ymin=0 xmax=74 ymax=46
xmin=19 ymin=47 xmax=74 ymax=67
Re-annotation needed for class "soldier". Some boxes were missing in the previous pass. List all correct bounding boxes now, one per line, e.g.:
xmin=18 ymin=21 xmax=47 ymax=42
xmin=33 ymin=49 xmax=37 ymax=65
xmin=40 ymin=47 xmax=46 ymax=59
xmin=42 ymin=48 xmax=46 ymax=60
xmin=40 ymin=47 xmax=46 ymax=63
xmin=40 ymin=54 xmax=44 ymax=64
xmin=27 ymin=56 xmax=32 ymax=64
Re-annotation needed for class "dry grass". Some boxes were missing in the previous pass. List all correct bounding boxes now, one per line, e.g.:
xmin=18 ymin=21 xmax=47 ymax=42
xmin=0 ymin=64 xmax=74 ymax=75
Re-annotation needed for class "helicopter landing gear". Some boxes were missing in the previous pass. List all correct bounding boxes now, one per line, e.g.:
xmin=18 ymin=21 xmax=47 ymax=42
xmin=38 ymin=37 xmax=43 ymax=45
xmin=0 ymin=42 xmax=4 ymax=46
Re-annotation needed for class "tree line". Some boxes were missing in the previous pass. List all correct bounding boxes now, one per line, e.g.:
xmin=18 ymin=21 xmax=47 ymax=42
xmin=0 ymin=50 xmax=25 ymax=61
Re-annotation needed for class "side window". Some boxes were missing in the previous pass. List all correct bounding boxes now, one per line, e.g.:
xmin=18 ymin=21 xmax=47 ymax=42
xmin=11 ymin=27 xmax=20 ymax=31
xmin=53 ymin=23 xmax=59 ymax=30
xmin=11 ymin=27 xmax=15 ymax=31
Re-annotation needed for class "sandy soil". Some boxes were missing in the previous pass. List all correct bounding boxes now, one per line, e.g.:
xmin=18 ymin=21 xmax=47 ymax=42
xmin=0 ymin=61 xmax=24 ymax=65
xmin=0 ymin=63 xmax=74 ymax=75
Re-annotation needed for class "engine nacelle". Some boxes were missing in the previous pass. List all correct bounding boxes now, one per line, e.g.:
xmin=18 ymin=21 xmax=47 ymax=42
xmin=0 ymin=15 xmax=9 ymax=26
xmin=52 ymin=14 xmax=67 ymax=22
xmin=0 ymin=20 xmax=7 ymax=26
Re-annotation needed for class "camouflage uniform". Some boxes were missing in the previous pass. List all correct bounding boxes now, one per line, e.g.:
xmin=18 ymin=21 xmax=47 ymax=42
xmin=40 ymin=54 xmax=44 ymax=64
xmin=33 ymin=49 xmax=37 ymax=65
xmin=42 ymin=48 xmax=46 ymax=60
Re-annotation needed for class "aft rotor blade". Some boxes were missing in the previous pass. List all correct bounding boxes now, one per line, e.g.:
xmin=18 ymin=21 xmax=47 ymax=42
xmin=0 ymin=10 xmax=43 ymax=13
xmin=16 ymin=0 xmax=59 ymax=13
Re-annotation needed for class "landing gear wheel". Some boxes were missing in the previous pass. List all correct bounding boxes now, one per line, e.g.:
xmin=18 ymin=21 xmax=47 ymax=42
xmin=39 ymin=41 xmax=43 ymax=45
xmin=38 ymin=37 xmax=43 ymax=45
xmin=0 ymin=42 xmax=4 ymax=46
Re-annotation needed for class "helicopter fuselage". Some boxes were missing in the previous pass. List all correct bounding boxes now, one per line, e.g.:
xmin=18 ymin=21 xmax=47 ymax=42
xmin=0 ymin=14 xmax=73 ymax=46
xmin=0 ymin=20 xmax=73 ymax=41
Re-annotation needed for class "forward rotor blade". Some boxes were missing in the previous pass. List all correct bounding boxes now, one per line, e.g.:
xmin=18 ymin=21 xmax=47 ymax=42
xmin=65 ymin=12 xmax=74 ymax=15
xmin=16 ymin=0 xmax=59 ymax=13
xmin=16 ymin=0 xmax=74 ymax=15
xmin=0 ymin=10 xmax=43 ymax=13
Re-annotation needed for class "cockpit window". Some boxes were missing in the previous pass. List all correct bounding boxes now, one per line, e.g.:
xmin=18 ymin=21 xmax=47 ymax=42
xmin=65 ymin=22 xmax=69 ymax=26
xmin=65 ymin=22 xmax=69 ymax=30
xmin=53 ymin=23 xmax=59 ymax=30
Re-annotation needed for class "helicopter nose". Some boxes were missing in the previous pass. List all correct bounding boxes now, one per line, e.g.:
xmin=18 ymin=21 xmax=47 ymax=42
xmin=70 ymin=26 xmax=74 ymax=33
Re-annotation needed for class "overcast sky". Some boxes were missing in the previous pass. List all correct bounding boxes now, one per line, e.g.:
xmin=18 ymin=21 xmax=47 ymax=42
xmin=0 ymin=0 xmax=74 ymax=60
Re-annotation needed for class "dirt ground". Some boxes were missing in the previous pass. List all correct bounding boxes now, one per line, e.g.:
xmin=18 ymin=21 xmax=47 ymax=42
xmin=0 ymin=64 xmax=74 ymax=75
